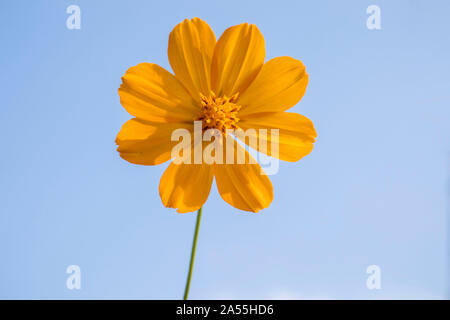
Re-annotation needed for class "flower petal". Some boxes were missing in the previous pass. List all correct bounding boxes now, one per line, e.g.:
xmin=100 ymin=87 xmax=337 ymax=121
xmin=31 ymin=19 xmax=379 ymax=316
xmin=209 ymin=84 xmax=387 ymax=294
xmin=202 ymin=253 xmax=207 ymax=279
xmin=116 ymin=118 xmax=193 ymax=165
xmin=119 ymin=63 xmax=198 ymax=122
xmin=168 ymin=17 xmax=216 ymax=99
xmin=214 ymin=142 xmax=273 ymax=212
xmin=159 ymin=163 xmax=214 ymax=213
xmin=211 ymin=23 xmax=265 ymax=97
xmin=238 ymin=112 xmax=316 ymax=162
xmin=237 ymin=57 xmax=308 ymax=116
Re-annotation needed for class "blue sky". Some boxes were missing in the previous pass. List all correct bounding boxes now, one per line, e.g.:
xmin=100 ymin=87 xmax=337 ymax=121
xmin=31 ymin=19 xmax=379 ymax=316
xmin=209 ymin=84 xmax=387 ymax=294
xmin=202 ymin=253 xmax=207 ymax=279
xmin=0 ymin=0 xmax=449 ymax=299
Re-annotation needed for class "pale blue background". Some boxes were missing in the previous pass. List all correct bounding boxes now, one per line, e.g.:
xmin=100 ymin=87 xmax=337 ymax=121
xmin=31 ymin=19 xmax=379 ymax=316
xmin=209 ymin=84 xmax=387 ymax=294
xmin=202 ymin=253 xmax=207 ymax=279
xmin=0 ymin=0 xmax=449 ymax=299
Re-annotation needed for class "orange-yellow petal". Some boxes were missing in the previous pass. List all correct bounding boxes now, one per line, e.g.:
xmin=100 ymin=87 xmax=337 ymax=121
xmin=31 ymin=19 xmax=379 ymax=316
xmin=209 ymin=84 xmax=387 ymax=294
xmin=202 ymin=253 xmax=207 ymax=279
xmin=238 ymin=57 xmax=308 ymax=116
xmin=238 ymin=112 xmax=317 ymax=162
xmin=119 ymin=63 xmax=198 ymax=122
xmin=211 ymin=23 xmax=265 ymax=97
xmin=159 ymin=163 xmax=214 ymax=213
xmin=214 ymin=142 xmax=273 ymax=212
xmin=116 ymin=118 xmax=193 ymax=165
xmin=168 ymin=17 xmax=216 ymax=99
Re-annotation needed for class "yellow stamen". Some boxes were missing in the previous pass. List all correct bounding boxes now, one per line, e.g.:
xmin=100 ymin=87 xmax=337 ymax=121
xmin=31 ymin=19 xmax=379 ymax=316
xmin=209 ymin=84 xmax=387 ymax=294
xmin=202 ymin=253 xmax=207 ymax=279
xmin=197 ymin=92 xmax=241 ymax=134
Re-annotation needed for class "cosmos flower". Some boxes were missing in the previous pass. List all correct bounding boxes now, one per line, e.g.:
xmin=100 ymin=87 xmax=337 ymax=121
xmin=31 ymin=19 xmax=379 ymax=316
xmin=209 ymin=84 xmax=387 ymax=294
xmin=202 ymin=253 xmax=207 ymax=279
xmin=116 ymin=18 xmax=316 ymax=213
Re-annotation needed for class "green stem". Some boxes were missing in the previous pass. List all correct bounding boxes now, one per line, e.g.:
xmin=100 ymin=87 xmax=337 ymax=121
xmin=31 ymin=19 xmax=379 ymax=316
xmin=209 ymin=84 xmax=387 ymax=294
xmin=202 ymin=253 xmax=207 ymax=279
xmin=183 ymin=207 xmax=203 ymax=300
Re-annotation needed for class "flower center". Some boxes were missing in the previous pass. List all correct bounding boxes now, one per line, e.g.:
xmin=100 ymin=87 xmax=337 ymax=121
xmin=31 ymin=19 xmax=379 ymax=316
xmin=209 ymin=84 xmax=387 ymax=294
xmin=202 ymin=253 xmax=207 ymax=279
xmin=197 ymin=92 xmax=241 ymax=134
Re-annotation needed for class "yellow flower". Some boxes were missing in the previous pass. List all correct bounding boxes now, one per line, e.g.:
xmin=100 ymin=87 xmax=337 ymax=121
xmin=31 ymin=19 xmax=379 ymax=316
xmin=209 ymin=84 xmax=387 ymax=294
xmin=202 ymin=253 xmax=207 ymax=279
xmin=116 ymin=18 xmax=317 ymax=213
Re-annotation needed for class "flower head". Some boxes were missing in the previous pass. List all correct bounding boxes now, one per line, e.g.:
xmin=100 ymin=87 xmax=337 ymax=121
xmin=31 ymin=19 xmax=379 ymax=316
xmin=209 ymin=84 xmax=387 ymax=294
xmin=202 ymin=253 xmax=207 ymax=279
xmin=116 ymin=18 xmax=317 ymax=213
